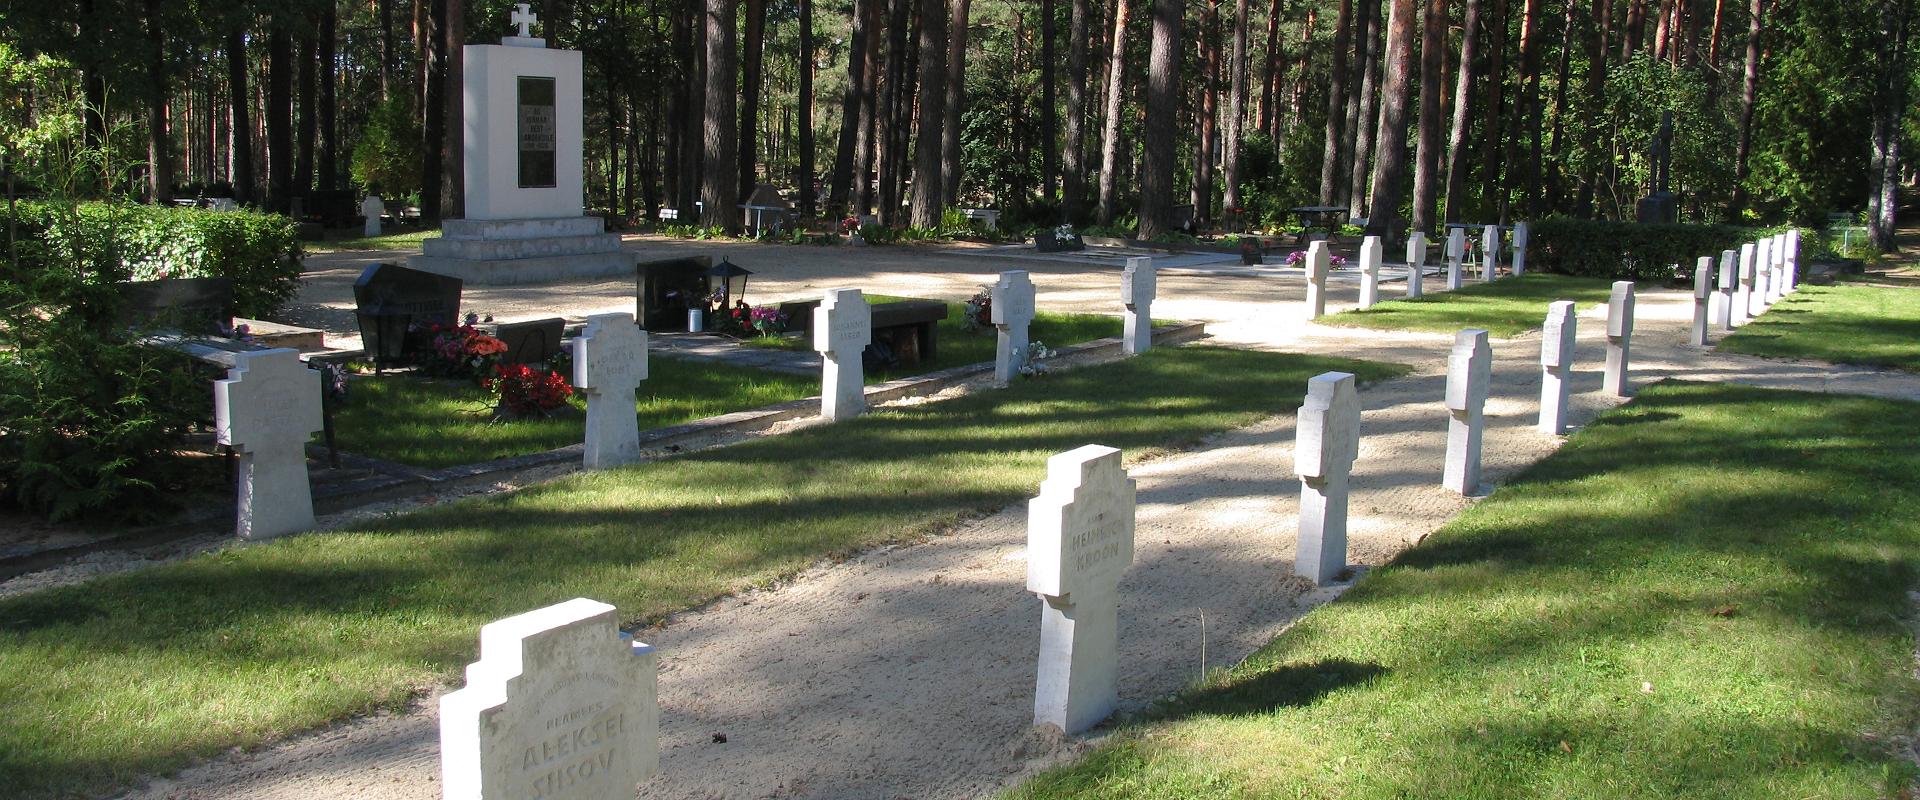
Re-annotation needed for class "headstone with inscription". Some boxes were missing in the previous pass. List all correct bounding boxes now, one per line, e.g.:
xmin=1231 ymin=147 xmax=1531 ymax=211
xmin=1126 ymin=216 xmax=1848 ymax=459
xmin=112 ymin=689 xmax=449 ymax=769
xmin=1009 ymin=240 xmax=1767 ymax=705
xmin=1404 ymin=231 xmax=1428 ymax=298
xmin=814 ymin=289 xmax=871 ymax=421
xmin=1305 ymin=241 xmax=1332 ymax=319
xmin=214 ymin=349 xmax=323 ymax=540
xmin=1295 ymin=371 xmax=1361 ymax=586
xmin=1716 ymin=249 xmax=1737 ymax=332
xmin=353 ymin=262 xmax=463 ymax=364
xmin=1511 ymin=221 xmax=1529 ymax=275
xmin=1443 ymin=330 xmax=1492 ymax=496
xmin=1121 ymin=257 xmax=1156 ymax=355
xmin=1445 ymin=227 xmax=1466 ymax=290
xmin=1027 ymin=444 xmax=1136 ymax=735
xmin=440 ymin=597 xmax=659 ymax=800
xmin=1604 ymin=281 xmax=1636 ymax=397
xmin=1691 ymin=257 xmax=1713 ymax=346
xmin=572 ymin=313 xmax=647 ymax=470
xmin=1481 ymin=225 xmax=1500 ymax=282
xmin=361 ymin=194 xmax=385 ymax=237
xmin=1539 ymin=300 xmax=1577 ymax=435
xmin=1357 ymin=235 xmax=1383 ymax=309
xmin=993 ymin=271 xmax=1037 ymax=386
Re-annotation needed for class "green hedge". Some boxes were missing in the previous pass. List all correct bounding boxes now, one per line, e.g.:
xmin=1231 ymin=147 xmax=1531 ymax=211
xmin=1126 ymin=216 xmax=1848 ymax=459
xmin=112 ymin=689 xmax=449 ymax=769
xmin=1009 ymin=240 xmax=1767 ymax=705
xmin=10 ymin=202 xmax=303 ymax=317
xmin=1528 ymin=219 xmax=1792 ymax=281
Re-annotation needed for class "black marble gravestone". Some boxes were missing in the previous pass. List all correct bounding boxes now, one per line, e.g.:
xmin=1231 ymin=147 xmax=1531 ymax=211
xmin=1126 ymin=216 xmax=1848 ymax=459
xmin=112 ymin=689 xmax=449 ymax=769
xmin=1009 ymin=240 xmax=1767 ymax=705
xmin=353 ymin=263 xmax=462 ymax=364
xmin=635 ymin=255 xmax=712 ymax=332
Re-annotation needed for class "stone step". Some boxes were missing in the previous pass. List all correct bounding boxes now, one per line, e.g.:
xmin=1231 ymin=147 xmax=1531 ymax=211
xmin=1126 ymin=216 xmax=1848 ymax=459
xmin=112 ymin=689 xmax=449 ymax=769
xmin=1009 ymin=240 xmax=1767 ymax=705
xmin=440 ymin=216 xmax=607 ymax=240
xmin=420 ymin=232 xmax=623 ymax=260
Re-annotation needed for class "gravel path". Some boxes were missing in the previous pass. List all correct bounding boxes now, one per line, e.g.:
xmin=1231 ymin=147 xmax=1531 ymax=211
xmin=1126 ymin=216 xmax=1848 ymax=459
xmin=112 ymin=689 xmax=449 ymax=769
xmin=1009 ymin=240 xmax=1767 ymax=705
xmin=105 ymin=249 xmax=1920 ymax=800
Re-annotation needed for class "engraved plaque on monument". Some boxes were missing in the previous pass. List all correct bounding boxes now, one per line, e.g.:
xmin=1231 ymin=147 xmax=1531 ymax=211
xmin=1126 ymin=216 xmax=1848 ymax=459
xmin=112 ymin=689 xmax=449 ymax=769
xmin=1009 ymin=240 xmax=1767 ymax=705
xmin=517 ymin=77 xmax=557 ymax=188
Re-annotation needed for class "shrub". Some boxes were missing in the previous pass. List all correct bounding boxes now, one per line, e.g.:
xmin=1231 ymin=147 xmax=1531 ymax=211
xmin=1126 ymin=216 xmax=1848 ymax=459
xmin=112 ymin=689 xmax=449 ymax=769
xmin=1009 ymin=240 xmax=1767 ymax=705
xmin=485 ymin=364 xmax=573 ymax=418
xmin=13 ymin=201 xmax=303 ymax=316
xmin=1528 ymin=218 xmax=1761 ymax=280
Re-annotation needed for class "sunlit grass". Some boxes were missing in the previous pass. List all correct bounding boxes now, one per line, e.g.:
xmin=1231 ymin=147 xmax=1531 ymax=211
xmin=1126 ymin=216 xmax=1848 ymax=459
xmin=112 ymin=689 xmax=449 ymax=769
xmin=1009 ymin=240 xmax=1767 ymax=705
xmin=0 ymin=346 xmax=1407 ymax=799
xmin=1719 ymin=282 xmax=1920 ymax=372
xmin=1006 ymin=381 xmax=1920 ymax=800
xmin=1324 ymin=273 xmax=1620 ymax=337
xmin=303 ymin=228 xmax=440 ymax=253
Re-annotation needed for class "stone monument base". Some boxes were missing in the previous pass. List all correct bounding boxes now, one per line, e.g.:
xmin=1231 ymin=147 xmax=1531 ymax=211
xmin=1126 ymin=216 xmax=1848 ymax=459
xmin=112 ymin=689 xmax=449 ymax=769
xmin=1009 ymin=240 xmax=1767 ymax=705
xmin=409 ymin=217 xmax=635 ymax=285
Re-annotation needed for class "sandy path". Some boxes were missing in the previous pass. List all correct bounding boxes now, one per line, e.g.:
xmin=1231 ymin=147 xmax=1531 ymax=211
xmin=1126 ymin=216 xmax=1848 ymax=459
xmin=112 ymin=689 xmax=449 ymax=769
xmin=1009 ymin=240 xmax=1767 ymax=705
xmin=110 ymin=267 xmax=1920 ymax=800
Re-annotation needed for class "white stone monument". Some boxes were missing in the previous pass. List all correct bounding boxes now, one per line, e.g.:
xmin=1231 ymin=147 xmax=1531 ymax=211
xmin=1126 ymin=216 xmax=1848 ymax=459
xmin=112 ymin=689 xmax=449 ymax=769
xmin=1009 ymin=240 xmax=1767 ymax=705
xmin=1404 ymin=231 xmax=1428 ymax=298
xmin=1690 ymin=256 xmax=1713 ymax=347
xmin=993 ymin=270 xmax=1036 ymax=386
xmin=1443 ymin=329 xmax=1492 ymax=496
xmin=1481 ymin=224 xmax=1500 ymax=281
xmin=1510 ymin=221 xmax=1529 ymax=275
xmin=1357 ymin=235 xmax=1383 ymax=309
xmin=1304 ymin=241 xmax=1331 ymax=319
xmin=1121 ymin=257 xmax=1156 ymax=356
xmin=814 ymin=289 xmax=871 ymax=422
xmin=1733 ymin=242 xmax=1756 ymax=326
xmin=1445 ymin=227 xmax=1466 ymax=290
xmin=1295 ymin=371 xmax=1361 ymax=586
xmin=361 ymin=195 xmax=385 ymax=237
xmin=1539 ymin=300 xmax=1577 ymax=435
xmin=214 ymin=349 xmax=323 ymax=540
xmin=1604 ymin=281 xmax=1636 ymax=397
xmin=440 ymin=597 xmax=659 ymax=800
xmin=1026 ymin=444 xmax=1135 ymax=735
xmin=411 ymin=6 xmax=634 ymax=285
xmin=572 ymin=313 xmax=647 ymax=470
xmin=1716 ymin=249 xmax=1738 ymax=331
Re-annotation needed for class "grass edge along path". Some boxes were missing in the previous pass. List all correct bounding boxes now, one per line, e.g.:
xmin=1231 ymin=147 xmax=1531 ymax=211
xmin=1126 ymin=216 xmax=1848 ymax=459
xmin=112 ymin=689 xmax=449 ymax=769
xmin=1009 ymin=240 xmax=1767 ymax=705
xmin=1005 ymin=380 xmax=1920 ymax=800
xmin=1323 ymin=273 xmax=1620 ymax=337
xmin=1719 ymin=282 xmax=1920 ymax=373
xmin=0 ymin=346 xmax=1406 ymax=800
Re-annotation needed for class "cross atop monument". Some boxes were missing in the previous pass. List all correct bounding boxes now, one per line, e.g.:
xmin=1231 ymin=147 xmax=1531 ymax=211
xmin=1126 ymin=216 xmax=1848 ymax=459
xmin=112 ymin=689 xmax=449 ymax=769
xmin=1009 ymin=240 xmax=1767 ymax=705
xmin=510 ymin=3 xmax=539 ymax=37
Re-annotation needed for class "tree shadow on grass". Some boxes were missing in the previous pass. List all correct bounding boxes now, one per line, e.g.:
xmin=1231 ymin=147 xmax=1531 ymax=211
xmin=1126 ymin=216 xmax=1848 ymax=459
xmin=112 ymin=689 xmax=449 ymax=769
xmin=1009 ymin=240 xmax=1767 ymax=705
xmin=1165 ymin=658 xmax=1390 ymax=719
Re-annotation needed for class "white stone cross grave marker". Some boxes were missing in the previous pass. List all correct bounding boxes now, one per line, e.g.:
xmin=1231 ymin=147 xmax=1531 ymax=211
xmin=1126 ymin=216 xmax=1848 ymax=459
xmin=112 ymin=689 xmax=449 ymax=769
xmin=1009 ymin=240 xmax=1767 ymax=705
xmin=1121 ymin=257 xmax=1156 ymax=355
xmin=1357 ymin=235 xmax=1384 ymax=309
xmin=440 ymin=598 xmax=659 ymax=800
xmin=814 ymin=288 xmax=871 ymax=421
xmin=1604 ymin=281 xmax=1636 ymax=397
xmin=1691 ymin=256 xmax=1714 ymax=346
xmin=1753 ymin=237 xmax=1773 ymax=314
xmin=1304 ymin=241 xmax=1332 ymax=319
xmin=1027 ymin=444 xmax=1136 ymax=734
xmin=1733 ymin=242 xmax=1756 ymax=326
xmin=1446 ymin=227 xmax=1466 ymax=290
xmin=509 ymin=3 xmax=538 ymax=37
xmin=1481 ymin=224 xmax=1500 ymax=282
xmin=214 ymin=348 xmax=323 ymax=540
xmin=1769 ymin=234 xmax=1787 ymax=302
xmin=1716 ymin=249 xmax=1738 ymax=332
xmin=361 ymin=195 xmax=384 ymax=237
xmin=572 ymin=313 xmax=647 ymax=470
xmin=1404 ymin=231 xmax=1428 ymax=298
xmin=1539 ymin=300 xmax=1578 ymax=435
xmin=993 ymin=270 xmax=1037 ymax=386
xmin=1443 ymin=329 xmax=1492 ymax=496
xmin=1511 ymin=221 xmax=1530 ymax=275
xmin=1295 ymin=371 xmax=1361 ymax=586
xmin=1785 ymin=229 xmax=1801 ymax=292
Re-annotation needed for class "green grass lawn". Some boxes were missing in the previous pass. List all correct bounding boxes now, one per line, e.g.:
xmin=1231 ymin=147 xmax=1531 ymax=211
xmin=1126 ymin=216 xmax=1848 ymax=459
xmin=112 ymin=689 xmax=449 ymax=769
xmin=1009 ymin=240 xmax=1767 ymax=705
xmin=1006 ymin=380 xmax=1920 ymax=800
xmin=330 ymin=357 xmax=818 ymax=468
xmin=1324 ymin=273 xmax=1620 ymax=337
xmin=743 ymin=295 xmax=1137 ymax=379
xmin=0 ymin=346 xmax=1405 ymax=800
xmin=303 ymin=228 xmax=440 ymax=253
xmin=1719 ymin=282 xmax=1920 ymax=372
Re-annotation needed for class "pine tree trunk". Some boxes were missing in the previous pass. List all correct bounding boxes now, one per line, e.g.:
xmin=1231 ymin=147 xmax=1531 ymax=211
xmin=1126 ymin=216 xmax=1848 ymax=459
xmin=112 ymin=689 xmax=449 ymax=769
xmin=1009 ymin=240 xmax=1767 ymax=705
xmin=739 ymin=0 xmax=765 ymax=198
xmin=226 ymin=26 xmax=254 ymax=204
xmin=701 ymin=0 xmax=739 ymax=230
xmin=1477 ymin=0 xmax=1505 ymax=216
xmin=1500 ymin=0 xmax=1539 ymax=221
xmin=941 ymin=0 xmax=971 ymax=201
xmin=910 ymin=0 xmax=948 ymax=227
xmin=1727 ymin=0 xmax=1763 ymax=216
xmin=1318 ymin=0 xmax=1352 ymax=204
xmin=296 ymin=27 xmax=316 ymax=198
xmin=798 ymin=0 xmax=816 ymax=217
xmin=875 ymin=0 xmax=909 ymax=225
xmin=1042 ymin=0 xmax=1059 ymax=202
xmin=1195 ymin=0 xmax=1219 ymax=224
xmin=1366 ymin=0 xmax=1414 ymax=238
xmin=442 ymin=0 xmax=463 ymax=218
xmin=1137 ymin=0 xmax=1181 ymax=238
xmin=1867 ymin=0 xmax=1910 ymax=252
xmin=318 ymin=6 xmax=338 ymax=192
xmin=1576 ymin=0 xmax=1610 ymax=215
xmin=829 ymin=0 xmax=869 ymax=211
xmin=1224 ymin=0 xmax=1249 ymax=216
xmin=420 ymin=0 xmax=444 ymax=219
xmin=853 ymin=0 xmax=882 ymax=212
xmin=1442 ymin=0 xmax=1478 ymax=223
xmin=378 ymin=0 xmax=393 ymax=100
xmin=1259 ymin=0 xmax=1282 ymax=136
xmin=145 ymin=0 xmax=174 ymax=203
xmin=267 ymin=25 xmax=293 ymax=214
xmin=1346 ymin=0 xmax=1381 ymax=216
xmin=1063 ymin=0 xmax=1092 ymax=220
xmin=1096 ymin=0 xmax=1131 ymax=225
xmin=1410 ymin=0 xmax=1443 ymax=232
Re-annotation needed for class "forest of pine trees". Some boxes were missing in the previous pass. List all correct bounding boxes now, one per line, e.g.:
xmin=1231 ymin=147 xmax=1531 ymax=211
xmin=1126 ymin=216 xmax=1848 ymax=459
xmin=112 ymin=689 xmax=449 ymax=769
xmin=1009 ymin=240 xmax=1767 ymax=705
xmin=2 ymin=0 xmax=1914 ymax=247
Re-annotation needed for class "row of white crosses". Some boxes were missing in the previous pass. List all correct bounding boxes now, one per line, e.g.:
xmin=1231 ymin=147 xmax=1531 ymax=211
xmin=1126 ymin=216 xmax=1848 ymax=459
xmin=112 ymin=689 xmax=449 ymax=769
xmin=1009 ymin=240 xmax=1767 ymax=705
xmin=1308 ymin=223 xmax=1530 ymax=319
xmin=1689 ymin=229 xmax=1802 ymax=346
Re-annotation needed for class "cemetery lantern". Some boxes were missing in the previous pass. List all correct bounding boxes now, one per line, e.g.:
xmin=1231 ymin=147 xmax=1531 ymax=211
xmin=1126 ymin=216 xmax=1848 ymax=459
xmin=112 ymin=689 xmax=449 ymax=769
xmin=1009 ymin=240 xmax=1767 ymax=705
xmin=704 ymin=259 xmax=753 ymax=312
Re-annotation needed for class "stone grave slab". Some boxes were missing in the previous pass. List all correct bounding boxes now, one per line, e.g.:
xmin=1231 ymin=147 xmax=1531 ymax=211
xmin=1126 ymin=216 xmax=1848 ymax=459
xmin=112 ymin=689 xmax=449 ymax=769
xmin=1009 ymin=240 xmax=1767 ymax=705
xmin=353 ymin=263 xmax=463 ymax=363
xmin=1733 ymin=242 xmax=1756 ymax=326
xmin=214 ymin=348 xmax=323 ymax=540
xmin=1027 ymin=444 xmax=1136 ymax=734
xmin=814 ymin=289 xmax=871 ymax=421
xmin=993 ymin=270 xmax=1037 ymax=386
xmin=1404 ymin=231 xmax=1428 ymax=298
xmin=1357 ymin=235 xmax=1383 ymax=309
xmin=1295 ymin=371 xmax=1360 ymax=585
xmin=1604 ymin=281 xmax=1635 ymax=396
xmin=572 ymin=313 xmax=648 ymax=469
xmin=1691 ymin=257 xmax=1713 ymax=347
xmin=1539 ymin=300 xmax=1577 ymax=434
xmin=1445 ymin=228 xmax=1466 ymax=290
xmin=361 ymin=194 xmax=385 ymax=237
xmin=1511 ymin=221 xmax=1530 ymax=275
xmin=1444 ymin=329 xmax=1492 ymax=496
xmin=1716 ymin=249 xmax=1737 ymax=332
xmin=1304 ymin=241 xmax=1331 ymax=319
xmin=1121 ymin=257 xmax=1156 ymax=355
xmin=634 ymin=255 xmax=713 ymax=332
xmin=1481 ymin=225 xmax=1500 ymax=282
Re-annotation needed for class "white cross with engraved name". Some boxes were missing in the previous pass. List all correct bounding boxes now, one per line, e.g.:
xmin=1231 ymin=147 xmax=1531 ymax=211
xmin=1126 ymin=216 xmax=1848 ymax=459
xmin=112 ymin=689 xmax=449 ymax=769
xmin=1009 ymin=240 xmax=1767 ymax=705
xmin=1121 ymin=257 xmax=1156 ymax=355
xmin=1027 ymin=444 xmax=1136 ymax=734
xmin=992 ymin=270 xmax=1036 ymax=386
xmin=1295 ymin=371 xmax=1361 ymax=585
xmin=214 ymin=348 xmax=323 ymax=540
xmin=510 ymin=3 xmax=539 ymax=37
xmin=814 ymin=288 xmax=871 ymax=421
xmin=573 ymin=313 xmax=648 ymax=470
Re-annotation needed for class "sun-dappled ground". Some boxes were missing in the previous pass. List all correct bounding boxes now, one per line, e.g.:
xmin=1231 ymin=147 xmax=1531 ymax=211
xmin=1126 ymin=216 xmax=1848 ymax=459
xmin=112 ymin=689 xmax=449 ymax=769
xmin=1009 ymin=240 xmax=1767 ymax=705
xmin=1005 ymin=381 xmax=1920 ymax=800
xmin=1322 ymin=273 xmax=1621 ymax=337
xmin=1719 ymin=281 xmax=1920 ymax=372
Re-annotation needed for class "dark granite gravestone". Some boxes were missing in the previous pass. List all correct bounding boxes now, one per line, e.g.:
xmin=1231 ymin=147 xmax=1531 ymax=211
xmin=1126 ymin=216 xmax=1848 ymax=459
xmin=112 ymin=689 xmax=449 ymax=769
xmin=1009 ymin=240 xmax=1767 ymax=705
xmin=118 ymin=277 xmax=235 ymax=335
xmin=869 ymin=300 xmax=947 ymax=367
xmin=481 ymin=317 xmax=567 ymax=366
xmin=1239 ymin=237 xmax=1266 ymax=265
xmin=635 ymin=255 xmax=713 ymax=332
xmin=352 ymin=262 xmax=463 ymax=364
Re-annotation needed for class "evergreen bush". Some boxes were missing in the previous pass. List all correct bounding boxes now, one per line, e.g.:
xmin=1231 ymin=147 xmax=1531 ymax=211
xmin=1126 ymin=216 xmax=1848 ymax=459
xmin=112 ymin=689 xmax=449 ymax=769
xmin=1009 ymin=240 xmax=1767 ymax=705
xmin=1529 ymin=218 xmax=1759 ymax=280
xmin=12 ymin=201 xmax=302 ymax=317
